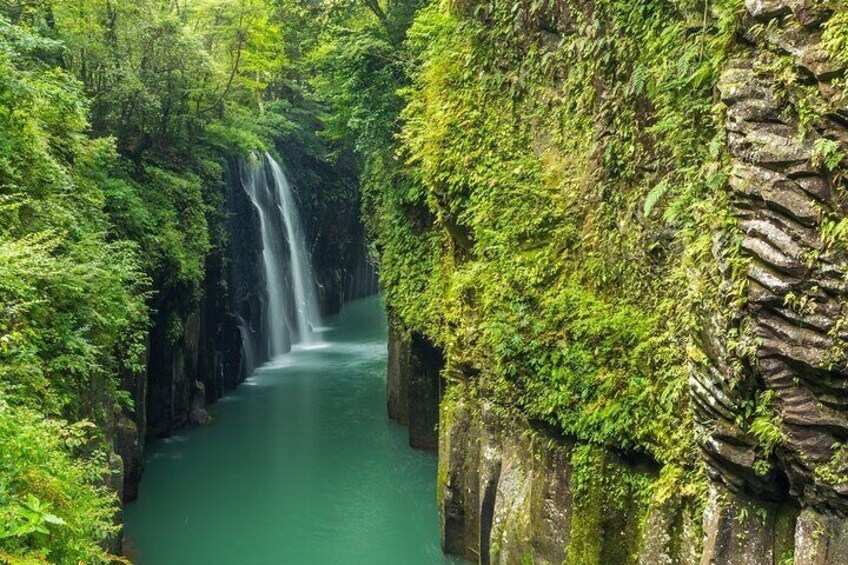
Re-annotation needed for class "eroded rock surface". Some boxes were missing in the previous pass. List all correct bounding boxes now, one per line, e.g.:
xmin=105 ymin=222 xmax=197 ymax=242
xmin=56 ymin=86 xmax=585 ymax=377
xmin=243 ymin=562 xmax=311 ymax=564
xmin=387 ymin=314 xmax=412 ymax=425
xmin=387 ymin=318 xmax=445 ymax=449
xmin=696 ymin=1 xmax=848 ymax=562
xmin=438 ymin=384 xmax=699 ymax=565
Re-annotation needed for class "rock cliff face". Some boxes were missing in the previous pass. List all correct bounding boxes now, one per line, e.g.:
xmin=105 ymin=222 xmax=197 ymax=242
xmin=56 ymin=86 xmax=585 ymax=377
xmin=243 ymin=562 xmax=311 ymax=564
xmin=116 ymin=165 xmax=254 ymax=502
xmin=695 ymin=2 xmax=848 ymax=563
xmin=387 ymin=315 xmax=444 ymax=449
xmin=388 ymin=320 xmax=702 ymax=564
xmin=438 ymin=385 xmax=703 ymax=565
xmin=385 ymin=4 xmax=848 ymax=562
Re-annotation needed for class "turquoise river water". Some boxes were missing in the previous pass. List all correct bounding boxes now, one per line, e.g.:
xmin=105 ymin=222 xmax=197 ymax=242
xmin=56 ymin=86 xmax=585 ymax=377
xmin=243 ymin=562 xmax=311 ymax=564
xmin=124 ymin=295 xmax=460 ymax=564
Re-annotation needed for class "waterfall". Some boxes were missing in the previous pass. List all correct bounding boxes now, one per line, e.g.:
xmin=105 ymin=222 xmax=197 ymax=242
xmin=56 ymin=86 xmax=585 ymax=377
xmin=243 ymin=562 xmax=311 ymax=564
xmin=241 ymin=157 xmax=291 ymax=357
xmin=266 ymin=153 xmax=323 ymax=346
xmin=237 ymin=153 xmax=323 ymax=358
xmin=235 ymin=314 xmax=258 ymax=379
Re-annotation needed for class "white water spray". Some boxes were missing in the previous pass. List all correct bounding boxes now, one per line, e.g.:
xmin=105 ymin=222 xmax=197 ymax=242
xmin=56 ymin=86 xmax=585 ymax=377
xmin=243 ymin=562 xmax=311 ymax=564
xmin=241 ymin=153 xmax=323 ymax=355
xmin=266 ymin=153 xmax=323 ymax=346
xmin=241 ymin=158 xmax=290 ymax=357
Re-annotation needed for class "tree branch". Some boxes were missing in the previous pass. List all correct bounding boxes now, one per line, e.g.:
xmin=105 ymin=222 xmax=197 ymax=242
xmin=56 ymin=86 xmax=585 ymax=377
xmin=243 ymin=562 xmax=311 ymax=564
xmin=361 ymin=0 xmax=386 ymax=22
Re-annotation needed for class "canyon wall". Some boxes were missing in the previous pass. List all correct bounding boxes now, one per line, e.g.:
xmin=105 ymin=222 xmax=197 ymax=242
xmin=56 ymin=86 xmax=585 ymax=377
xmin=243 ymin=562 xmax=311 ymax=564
xmin=381 ymin=1 xmax=848 ymax=564
xmin=438 ymin=385 xmax=701 ymax=565
xmin=695 ymin=2 xmax=848 ymax=563
xmin=388 ymin=322 xmax=701 ymax=565
xmin=387 ymin=315 xmax=444 ymax=450
xmin=115 ymin=160 xmax=258 ymax=505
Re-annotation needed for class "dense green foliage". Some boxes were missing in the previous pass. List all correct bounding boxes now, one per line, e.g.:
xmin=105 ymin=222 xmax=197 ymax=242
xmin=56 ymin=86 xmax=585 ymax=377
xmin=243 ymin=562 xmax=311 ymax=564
xmin=316 ymin=0 xmax=746 ymax=496
xmin=405 ymin=0 xmax=744 ymax=470
xmin=5 ymin=0 xmax=843 ymax=561
xmin=0 ymin=19 xmax=143 ymax=561
xmin=0 ymin=402 xmax=117 ymax=565
xmin=309 ymin=0 xmax=848 ymax=528
xmin=0 ymin=1 xmax=358 ymax=561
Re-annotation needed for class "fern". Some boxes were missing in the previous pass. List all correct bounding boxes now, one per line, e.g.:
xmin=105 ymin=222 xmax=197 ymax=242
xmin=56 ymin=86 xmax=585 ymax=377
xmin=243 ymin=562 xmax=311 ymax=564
xmin=643 ymin=178 xmax=670 ymax=217
xmin=628 ymin=63 xmax=649 ymax=95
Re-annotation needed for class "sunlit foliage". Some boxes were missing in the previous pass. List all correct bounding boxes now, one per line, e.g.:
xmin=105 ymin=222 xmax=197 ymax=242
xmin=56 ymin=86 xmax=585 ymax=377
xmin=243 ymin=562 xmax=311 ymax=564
xmin=0 ymin=0 xmax=344 ymax=560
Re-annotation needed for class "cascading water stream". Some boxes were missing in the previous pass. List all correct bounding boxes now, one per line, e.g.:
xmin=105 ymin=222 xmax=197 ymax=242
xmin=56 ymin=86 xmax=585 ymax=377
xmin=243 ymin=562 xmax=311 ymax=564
xmin=241 ymin=157 xmax=290 ymax=358
xmin=239 ymin=152 xmax=323 ymax=357
xmin=234 ymin=313 xmax=258 ymax=377
xmin=266 ymin=153 xmax=323 ymax=346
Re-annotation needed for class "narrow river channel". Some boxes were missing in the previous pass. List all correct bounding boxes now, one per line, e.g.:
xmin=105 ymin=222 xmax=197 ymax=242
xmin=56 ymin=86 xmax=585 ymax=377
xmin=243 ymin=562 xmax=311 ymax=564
xmin=124 ymin=295 xmax=458 ymax=564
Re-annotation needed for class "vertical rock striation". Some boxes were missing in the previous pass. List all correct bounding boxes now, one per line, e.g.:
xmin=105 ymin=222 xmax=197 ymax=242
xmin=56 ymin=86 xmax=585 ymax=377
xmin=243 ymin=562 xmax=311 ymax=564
xmin=435 ymin=383 xmax=701 ymax=565
xmin=387 ymin=314 xmax=444 ymax=449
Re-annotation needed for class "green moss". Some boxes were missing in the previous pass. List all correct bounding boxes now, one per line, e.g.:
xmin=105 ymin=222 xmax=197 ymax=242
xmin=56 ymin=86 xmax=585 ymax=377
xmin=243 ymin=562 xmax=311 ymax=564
xmin=566 ymin=443 xmax=660 ymax=564
xmin=333 ymin=0 xmax=748 ymax=498
xmin=566 ymin=446 xmax=605 ymax=565
xmin=774 ymin=505 xmax=797 ymax=565
xmin=437 ymin=385 xmax=463 ymax=504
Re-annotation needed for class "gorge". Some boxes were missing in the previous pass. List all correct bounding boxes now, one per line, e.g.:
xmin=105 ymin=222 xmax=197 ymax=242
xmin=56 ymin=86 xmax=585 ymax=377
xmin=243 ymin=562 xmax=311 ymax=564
xmin=2 ymin=1 xmax=848 ymax=565
xmin=123 ymin=296 xmax=455 ymax=564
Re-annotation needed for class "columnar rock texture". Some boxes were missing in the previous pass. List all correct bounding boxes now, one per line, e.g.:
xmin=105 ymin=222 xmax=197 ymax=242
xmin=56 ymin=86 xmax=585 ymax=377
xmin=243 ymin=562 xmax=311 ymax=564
xmin=116 ymin=346 xmax=147 ymax=502
xmin=438 ymin=383 xmax=701 ymax=565
xmin=387 ymin=315 xmax=411 ymax=426
xmin=117 ymin=159 xmax=264 ymax=502
xmin=121 ymin=243 xmax=248 ymax=500
xmin=695 ymin=1 xmax=848 ymax=562
xmin=224 ymin=158 xmax=267 ymax=375
xmin=387 ymin=315 xmax=444 ymax=449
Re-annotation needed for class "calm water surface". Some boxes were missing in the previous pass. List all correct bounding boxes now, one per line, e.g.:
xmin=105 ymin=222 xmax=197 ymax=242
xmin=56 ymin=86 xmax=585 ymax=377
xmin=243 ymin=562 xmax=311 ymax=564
xmin=124 ymin=295 xmax=459 ymax=565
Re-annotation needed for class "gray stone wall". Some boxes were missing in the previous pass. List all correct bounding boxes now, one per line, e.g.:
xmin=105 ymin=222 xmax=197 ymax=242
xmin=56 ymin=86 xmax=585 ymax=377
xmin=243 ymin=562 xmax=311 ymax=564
xmin=437 ymin=383 xmax=701 ymax=565
xmin=387 ymin=315 xmax=444 ymax=449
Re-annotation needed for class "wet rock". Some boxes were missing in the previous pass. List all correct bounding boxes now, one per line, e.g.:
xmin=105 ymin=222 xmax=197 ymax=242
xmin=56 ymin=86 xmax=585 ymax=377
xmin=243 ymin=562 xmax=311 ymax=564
xmin=439 ymin=394 xmax=481 ymax=561
xmin=385 ymin=316 xmax=444 ymax=449
xmin=490 ymin=430 xmax=532 ymax=564
xmin=639 ymin=497 xmax=699 ymax=565
xmin=407 ymin=332 xmax=444 ymax=450
xmin=700 ymin=485 xmax=796 ymax=565
xmin=729 ymin=164 xmax=821 ymax=227
xmin=526 ymin=437 xmax=572 ymax=564
xmin=189 ymin=381 xmax=213 ymax=426
xmin=746 ymin=0 xmax=794 ymax=21
xmin=798 ymin=41 xmax=845 ymax=82
xmin=387 ymin=317 xmax=411 ymax=426
xmin=478 ymin=402 xmax=502 ymax=564
xmin=116 ymin=415 xmax=142 ymax=502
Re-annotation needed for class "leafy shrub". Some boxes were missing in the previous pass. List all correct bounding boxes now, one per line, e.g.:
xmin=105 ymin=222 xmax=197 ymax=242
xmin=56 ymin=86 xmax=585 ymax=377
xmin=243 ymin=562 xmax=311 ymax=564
xmin=0 ymin=400 xmax=118 ymax=565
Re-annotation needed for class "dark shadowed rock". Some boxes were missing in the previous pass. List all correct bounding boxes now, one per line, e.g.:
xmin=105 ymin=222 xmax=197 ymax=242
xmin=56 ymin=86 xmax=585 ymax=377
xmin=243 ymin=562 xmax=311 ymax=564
xmin=407 ymin=332 xmax=444 ymax=450
xmin=387 ymin=315 xmax=411 ymax=425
